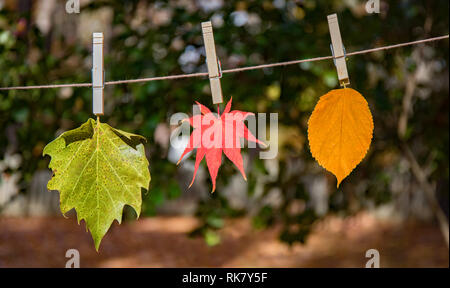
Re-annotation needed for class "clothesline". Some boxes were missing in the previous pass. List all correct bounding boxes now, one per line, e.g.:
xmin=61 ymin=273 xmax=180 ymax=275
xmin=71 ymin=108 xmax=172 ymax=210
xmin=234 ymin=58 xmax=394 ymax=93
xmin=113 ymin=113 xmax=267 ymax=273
xmin=0 ymin=34 xmax=448 ymax=91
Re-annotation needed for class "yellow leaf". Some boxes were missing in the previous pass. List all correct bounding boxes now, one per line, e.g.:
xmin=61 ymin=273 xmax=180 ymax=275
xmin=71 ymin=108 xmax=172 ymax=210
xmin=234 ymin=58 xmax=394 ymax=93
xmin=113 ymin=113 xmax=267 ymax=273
xmin=308 ymin=88 xmax=373 ymax=187
xmin=266 ymin=83 xmax=281 ymax=101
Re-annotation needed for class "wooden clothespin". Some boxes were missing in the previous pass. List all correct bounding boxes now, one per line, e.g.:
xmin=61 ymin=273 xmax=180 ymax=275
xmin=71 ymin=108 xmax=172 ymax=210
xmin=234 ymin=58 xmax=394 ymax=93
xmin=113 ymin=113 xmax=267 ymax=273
xmin=201 ymin=21 xmax=223 ymax=104
xmin=327 ymin=14 xmax=350 ymax=87
xmin=92 ymin=32 xmax=104 ymax=115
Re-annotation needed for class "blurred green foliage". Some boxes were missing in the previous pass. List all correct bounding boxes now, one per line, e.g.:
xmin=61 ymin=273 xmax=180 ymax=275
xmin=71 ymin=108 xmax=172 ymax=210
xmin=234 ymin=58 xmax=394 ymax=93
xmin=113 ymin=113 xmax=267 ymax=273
xmin=0 ymin=0 xmax=448 ymax=246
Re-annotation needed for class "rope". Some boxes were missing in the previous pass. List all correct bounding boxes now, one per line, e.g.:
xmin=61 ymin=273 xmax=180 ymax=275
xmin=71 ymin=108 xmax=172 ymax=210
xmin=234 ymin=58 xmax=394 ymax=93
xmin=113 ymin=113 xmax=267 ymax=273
xmin=0 ymin=35 xmax=447 ymax=91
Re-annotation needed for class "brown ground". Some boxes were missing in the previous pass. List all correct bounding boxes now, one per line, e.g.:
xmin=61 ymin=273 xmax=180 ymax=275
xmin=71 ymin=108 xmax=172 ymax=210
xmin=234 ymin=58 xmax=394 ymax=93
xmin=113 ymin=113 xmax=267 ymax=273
xmin=0 ymin=212 xmax=448 ymax=268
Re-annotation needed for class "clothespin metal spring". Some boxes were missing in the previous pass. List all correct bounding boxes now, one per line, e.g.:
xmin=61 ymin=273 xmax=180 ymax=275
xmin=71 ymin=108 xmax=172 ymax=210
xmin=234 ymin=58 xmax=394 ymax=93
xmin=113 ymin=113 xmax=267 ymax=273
xmin=330 ymin=43 xmax=347 ymax=67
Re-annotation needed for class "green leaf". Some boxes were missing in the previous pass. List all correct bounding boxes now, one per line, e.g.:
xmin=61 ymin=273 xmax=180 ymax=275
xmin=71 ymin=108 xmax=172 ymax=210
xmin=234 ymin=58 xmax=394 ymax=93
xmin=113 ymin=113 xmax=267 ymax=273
xmin=43 ymin=118 xmax=151 ymax=250
xmin=204 ymin=229 xmax=221 ymax=246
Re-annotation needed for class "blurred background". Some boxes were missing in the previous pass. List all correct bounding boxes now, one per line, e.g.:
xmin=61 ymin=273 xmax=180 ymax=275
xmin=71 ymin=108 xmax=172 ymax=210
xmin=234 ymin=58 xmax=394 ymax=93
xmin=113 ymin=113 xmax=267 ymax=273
xmin=0 ymin=0 xmax=448 ymax=267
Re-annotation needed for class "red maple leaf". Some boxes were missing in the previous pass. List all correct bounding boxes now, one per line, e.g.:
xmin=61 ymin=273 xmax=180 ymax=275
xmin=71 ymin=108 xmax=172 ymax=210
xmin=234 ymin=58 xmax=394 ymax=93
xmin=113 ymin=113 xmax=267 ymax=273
xmin=177 ymin=97 xmax=266 ymax=192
